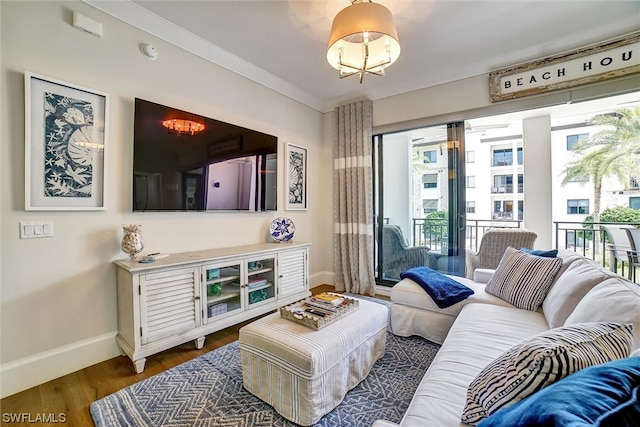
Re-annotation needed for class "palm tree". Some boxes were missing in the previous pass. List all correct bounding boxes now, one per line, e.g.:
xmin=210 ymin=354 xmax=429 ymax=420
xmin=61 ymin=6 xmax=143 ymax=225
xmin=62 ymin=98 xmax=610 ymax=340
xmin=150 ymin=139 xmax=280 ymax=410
xmin=562 ymin=107 xmax=640 ymax=251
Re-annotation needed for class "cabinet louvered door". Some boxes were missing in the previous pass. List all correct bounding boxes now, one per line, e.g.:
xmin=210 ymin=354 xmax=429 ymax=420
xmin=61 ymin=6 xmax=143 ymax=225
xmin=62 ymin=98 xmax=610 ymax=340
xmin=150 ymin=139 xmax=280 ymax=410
xmin=140 ymin=267 xmax=201 ymax=345
xmin=278 ymin=249 xmax=308 ymax=298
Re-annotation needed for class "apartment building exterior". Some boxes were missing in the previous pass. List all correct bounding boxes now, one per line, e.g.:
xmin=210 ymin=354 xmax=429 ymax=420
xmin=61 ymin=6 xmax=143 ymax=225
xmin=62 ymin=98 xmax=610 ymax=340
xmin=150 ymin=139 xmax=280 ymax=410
xmin=417 ymin=111 xmax=639 ymax=248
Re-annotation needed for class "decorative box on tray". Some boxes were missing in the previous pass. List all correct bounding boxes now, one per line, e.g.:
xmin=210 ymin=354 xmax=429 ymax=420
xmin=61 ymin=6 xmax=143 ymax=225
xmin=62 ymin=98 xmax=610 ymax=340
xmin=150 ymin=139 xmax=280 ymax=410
xmin=279 ymin=293 xmax=359 ymax=330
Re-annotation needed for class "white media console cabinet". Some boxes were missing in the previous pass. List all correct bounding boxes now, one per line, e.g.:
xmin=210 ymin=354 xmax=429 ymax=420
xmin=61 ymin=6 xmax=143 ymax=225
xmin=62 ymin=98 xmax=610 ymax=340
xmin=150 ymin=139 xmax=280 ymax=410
xmin=114 ymin=242 xmax=310 ymax=373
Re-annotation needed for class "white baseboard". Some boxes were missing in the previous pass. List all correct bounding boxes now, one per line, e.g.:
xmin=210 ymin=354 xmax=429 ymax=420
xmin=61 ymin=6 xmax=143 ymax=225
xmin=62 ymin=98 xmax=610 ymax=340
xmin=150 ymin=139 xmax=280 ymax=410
xmin=375 ymin=285 xmax=391 ymax=297
xmin=309 ymin=272 xmax=391 ymax=298
xmin=0 ymin=274 xmax=343 ymax=399
xmin=0 ymin=331 xmax=121 ymax=399
xmin=309 ymin=271 xmax=334 ymax=289
xmin=308 ymin=272 xmax=392 ymax=298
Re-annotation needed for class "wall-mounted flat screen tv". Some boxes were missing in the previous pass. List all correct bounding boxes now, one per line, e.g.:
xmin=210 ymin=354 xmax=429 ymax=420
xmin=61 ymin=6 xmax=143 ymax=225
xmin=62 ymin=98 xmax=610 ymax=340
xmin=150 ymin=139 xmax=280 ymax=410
xmin=132 ymin=98 xmax=277 ymax=212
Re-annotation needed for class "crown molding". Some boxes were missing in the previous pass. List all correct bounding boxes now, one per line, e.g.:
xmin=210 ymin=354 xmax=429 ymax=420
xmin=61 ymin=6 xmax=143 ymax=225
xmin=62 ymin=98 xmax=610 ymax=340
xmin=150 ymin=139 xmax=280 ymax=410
xmin=83 ymin=0 xmax=324 ymax=112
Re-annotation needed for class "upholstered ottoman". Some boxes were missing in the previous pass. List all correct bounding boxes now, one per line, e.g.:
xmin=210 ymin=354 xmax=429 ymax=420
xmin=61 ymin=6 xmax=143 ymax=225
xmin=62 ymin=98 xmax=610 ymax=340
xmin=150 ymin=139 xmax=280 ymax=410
xmin=239 ymin=297 xmax=388 ymax=426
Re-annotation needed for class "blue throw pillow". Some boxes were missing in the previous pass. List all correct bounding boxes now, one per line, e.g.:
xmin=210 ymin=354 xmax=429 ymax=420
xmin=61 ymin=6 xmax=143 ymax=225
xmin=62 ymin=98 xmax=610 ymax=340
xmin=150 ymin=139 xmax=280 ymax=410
xmin=477 ymin=357 xmax=640 ymax=427
xmin=520 ymin=247 xmax=558 ymax=258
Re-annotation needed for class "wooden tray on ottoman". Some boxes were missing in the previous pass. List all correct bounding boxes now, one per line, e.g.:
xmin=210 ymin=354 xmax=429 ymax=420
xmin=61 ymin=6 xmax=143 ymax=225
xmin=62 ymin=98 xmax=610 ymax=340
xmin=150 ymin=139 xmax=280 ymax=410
xmin=279 ymin=294 xmax=359 ymax=330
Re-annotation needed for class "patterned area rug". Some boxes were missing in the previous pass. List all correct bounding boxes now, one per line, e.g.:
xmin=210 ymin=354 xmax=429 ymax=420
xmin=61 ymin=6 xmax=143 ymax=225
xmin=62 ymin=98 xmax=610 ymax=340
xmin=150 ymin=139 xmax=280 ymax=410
xmin=91 ymin=298 xmax=440 ymax=427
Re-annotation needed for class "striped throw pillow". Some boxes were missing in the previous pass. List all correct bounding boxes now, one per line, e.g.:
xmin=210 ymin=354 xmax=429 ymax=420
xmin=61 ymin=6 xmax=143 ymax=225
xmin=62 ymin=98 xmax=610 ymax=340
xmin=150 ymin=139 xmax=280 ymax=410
xmin=485 ymin=247 xmax=562 ymax=311
xmin=460 ymin=322 xmax=634 ymax=425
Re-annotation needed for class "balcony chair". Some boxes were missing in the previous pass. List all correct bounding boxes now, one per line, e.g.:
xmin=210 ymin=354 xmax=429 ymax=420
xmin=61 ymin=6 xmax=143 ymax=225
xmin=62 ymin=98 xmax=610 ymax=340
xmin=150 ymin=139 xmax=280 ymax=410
xmin=382 ymin=224 xmax=430 ymax=280
xmin=624 ymin=227 xmax=640 ymax=282
xmin=465 ymin=228 xmax=538 ymax=279
xmin=602 ymin=224 xmax=634 ymax=277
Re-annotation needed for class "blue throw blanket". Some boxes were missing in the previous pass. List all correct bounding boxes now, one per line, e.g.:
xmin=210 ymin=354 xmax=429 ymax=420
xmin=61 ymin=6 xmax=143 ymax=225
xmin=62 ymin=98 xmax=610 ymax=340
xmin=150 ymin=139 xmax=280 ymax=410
xmin=400 ymin=267 xmax=474 ymax=308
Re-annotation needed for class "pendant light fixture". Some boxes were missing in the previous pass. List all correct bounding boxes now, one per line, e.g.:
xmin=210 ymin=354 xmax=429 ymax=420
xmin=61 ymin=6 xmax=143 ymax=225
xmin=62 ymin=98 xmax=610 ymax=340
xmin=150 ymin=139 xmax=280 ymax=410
xmin=327 ymin=0 xmax=400 ymax=83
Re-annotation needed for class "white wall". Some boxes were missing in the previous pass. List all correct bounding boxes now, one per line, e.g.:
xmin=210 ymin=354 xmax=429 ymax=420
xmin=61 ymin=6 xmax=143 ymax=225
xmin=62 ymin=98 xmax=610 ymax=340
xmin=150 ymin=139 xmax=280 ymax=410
xmin=372 ymin=75 xmax=492 ymax=127
xmin=0 ymin=1 xmax=329 ymax=397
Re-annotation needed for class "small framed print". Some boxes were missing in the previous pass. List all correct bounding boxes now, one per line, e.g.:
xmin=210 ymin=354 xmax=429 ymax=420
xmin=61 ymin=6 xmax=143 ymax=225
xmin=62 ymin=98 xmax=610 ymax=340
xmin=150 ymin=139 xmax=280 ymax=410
xmin=286 ymin=143 xmax=307 ymax=210
xmin=25 ymin=72 xmax=109 ymax=210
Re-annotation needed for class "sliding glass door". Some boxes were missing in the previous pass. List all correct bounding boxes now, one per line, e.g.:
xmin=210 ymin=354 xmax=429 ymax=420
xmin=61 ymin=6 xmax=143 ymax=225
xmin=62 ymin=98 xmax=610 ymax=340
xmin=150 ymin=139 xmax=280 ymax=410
xmin=374 ymin=122 xmax=466 ymax=285
xmin=373 ymin=91 xmax=640 ymax=287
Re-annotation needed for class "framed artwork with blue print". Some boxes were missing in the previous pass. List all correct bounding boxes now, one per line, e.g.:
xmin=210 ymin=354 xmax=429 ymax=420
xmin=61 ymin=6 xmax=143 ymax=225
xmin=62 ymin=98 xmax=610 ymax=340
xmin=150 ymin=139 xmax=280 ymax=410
xmin=286 ymin=143 xmax=307 ymax=210
xmin=25 ymin=72 xmax=109 ymax=210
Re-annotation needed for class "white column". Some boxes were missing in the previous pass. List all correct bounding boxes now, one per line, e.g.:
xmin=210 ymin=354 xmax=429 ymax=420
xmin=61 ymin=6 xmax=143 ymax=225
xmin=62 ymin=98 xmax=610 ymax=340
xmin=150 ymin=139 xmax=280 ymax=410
xmin=383 ymin=134 xmax=411 ymax=235
xmin=523 ymin=116 xmax=553 ymax=248
xmin=512 ymin=139 xmax=519 ymax=220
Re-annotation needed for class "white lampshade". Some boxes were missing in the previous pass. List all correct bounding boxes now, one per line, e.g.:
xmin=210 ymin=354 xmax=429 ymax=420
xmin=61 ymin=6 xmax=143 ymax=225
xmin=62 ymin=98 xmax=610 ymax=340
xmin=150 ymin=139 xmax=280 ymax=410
xmin=327 ymin=1 xmax=401 ymax=82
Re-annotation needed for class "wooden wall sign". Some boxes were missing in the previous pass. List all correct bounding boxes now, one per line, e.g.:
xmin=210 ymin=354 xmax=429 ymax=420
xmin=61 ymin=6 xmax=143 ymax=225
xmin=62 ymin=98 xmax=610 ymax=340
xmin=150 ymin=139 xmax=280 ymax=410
xmin=489 ymin=31 xmax=640 ymax=102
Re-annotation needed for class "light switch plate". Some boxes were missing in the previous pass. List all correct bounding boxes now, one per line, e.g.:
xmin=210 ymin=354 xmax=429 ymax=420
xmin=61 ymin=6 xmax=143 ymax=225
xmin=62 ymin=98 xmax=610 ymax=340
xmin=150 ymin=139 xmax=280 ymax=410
xmin=20 ymin=221 xmax=53 ymax=239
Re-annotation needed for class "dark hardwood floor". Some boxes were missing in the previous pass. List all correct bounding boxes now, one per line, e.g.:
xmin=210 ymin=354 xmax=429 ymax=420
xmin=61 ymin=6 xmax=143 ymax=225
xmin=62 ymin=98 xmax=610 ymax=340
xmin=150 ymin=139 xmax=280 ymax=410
xmin=1 ymin=285 xmax=386 ymax=426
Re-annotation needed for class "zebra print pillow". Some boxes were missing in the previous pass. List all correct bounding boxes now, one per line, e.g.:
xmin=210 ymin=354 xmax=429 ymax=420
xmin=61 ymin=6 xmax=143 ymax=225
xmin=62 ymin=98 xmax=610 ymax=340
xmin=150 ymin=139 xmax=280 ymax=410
xmin=460 ymin=322 xmax=634 ymax=425
xmin=485 ymin=246 xmax=562 ymax=311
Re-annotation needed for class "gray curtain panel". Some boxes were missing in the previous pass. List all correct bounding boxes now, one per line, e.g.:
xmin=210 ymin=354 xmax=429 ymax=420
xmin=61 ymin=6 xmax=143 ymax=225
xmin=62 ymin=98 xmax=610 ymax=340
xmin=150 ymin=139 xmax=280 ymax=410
xmin=333 ymin=99 xmax=376 ymax=295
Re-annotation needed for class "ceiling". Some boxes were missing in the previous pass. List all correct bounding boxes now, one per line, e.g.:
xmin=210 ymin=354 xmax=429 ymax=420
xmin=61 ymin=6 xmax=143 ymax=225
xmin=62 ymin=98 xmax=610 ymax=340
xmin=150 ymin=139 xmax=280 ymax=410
xmin=86 ymin=0 xmax=640 ymax=112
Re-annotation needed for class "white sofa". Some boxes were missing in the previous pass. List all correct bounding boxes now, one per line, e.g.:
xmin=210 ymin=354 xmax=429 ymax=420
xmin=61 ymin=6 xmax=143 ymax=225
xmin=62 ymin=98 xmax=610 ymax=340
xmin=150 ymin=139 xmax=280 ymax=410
xmin=373 ymin=249 xmax=640 ymax=427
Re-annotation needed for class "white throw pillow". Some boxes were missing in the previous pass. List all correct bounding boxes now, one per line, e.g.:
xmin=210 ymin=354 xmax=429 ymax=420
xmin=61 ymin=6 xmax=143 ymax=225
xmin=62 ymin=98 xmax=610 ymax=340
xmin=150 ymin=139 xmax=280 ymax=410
xmin=565 ymin=278 xmax=640 ymax=352
xmin=485 ymin=247 xmax=562 ymax=311
xmin=461 ymin=322 xmax=634 ymax=425
xmin=542 ymin=258 xmax=612 ymax=328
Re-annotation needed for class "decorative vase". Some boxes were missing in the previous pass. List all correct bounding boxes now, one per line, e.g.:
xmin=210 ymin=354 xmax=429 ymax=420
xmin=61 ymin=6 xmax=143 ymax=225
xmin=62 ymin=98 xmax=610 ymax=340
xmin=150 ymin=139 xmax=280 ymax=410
xmin=121 ymin=224 xmax=144 ymax=259
xmin=269 ymin=217 xmax=295 ymax=243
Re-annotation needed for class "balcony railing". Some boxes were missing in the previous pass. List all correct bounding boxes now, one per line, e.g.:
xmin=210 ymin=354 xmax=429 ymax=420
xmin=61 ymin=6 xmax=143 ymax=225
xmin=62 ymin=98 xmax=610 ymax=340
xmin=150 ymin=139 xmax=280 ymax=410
xmin=554 ymin=221 xmax=640 ymax=280
xmin=406 ymin=218 xmax=639 ymax=283
xmin=490 ymin=184 xmax=524 ymax=194
xmin=412 ymin=218 xmax=523 ymax=251
xmin=491 ymin=186 xmax=511 ymax=193
xmin=492 ymin=160 xmax=511 ymax=167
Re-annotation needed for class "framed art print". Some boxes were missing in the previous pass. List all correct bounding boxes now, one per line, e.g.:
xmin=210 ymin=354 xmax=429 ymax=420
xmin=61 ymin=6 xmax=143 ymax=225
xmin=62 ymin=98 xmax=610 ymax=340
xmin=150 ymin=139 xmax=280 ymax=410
xmin=25 ymin=72 xmax=109 ymax=210
xmin=286 ymin=143 xmax=307 ymax=210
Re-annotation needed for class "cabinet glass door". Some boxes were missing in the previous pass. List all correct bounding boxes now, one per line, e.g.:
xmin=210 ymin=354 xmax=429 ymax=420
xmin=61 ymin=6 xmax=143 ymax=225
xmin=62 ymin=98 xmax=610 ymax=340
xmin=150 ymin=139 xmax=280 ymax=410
xmin=246 ymin=256 xmax=275 ymax=307
xmin=202 ymin=262 xmax=242 ymax=321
